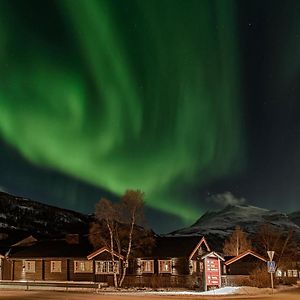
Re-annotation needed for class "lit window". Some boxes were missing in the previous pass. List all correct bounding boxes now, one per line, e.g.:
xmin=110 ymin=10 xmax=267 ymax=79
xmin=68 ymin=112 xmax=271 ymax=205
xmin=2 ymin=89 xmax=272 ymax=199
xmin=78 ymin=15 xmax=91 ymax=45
xmin=276 ymin=269 xmax=282 ymax=277
xmin=158 ymin=260 xmax=172 ymax=273
xmin=95 ymin=261 xmax=119 ymax=274
xmin=141 ymin=260 xmax=154 ymax=273
xmin=74 ymin=260 xmax=93 ymax=273
xmin=287 ymin=270 xmax=293 ymax=277
xmin=23 ymin=261 xmax=35 ymax=273
xmin=50 ymin=261 xmax=62 ymax=273
xmin=292 ymin=270 xmax=298 ymax=277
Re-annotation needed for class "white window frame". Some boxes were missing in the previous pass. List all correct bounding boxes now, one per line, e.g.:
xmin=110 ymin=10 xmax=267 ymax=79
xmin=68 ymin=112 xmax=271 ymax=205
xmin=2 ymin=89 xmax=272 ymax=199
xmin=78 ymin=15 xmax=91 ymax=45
xmin=140 ymin=260 xmax=154 ymax=274
xmin=74 ymin=260 xmax=93 ymax=273
xmin=50 ymin=260 xmax=62 ymax=273
xmin=158 ymin=260 xmax=172 ymax=274
xmin=23 ymin=260 xmax=36 ymax=273
xmin=95 ymin=261 xmax=119 ymax=274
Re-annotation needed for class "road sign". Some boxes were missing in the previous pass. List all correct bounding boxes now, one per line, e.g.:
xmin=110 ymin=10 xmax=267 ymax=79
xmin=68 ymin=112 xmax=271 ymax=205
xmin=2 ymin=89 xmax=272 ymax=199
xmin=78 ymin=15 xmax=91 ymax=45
xmin=267 ymin=261 xmax=276 ymax=273
xmin=267 ymin=250 xmax=275 ymax=260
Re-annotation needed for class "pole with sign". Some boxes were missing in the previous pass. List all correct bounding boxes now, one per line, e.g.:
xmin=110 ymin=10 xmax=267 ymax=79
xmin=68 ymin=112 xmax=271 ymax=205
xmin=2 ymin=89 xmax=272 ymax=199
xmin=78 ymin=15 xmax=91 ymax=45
xmin=267 ymin=251 xmax=275 ymax=293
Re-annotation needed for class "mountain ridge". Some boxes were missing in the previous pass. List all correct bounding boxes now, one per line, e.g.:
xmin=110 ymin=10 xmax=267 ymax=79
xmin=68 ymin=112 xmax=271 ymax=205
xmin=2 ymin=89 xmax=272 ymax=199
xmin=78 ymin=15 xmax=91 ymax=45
xmin=0 ymin=191 xmax=91 ymax=245
xmin=1 ymin=191 xmax=300 ymax=250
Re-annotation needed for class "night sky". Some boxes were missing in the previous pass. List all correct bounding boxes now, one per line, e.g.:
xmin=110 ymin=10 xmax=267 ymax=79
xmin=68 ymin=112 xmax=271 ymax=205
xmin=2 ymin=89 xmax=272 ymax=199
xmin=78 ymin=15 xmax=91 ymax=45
xmin=1 ymin=0 xmax=300 ymax=233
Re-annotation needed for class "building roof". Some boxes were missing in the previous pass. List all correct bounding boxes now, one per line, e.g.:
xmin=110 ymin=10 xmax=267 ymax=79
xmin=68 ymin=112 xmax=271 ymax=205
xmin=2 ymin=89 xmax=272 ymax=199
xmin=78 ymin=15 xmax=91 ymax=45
xmin=8 ymin=238 xmax=93 ymax=259
xmin=12 ymin=235 xmax=37 ymax=247
xmin=87 ymin=246 xmax=124 ymax=260
xmin=150 ymin=236 xmax=209 ymax=258
xmin=201 ymin=251 xmax=225 ymax=261
xmin=225 ymin=249 xmax=267 ymax=265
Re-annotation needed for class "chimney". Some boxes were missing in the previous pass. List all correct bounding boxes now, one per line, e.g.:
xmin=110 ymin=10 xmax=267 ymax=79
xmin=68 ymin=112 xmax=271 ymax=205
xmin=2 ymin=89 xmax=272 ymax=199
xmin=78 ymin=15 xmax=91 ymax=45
xmin=65 ymin=234 xmax=80 ymax=244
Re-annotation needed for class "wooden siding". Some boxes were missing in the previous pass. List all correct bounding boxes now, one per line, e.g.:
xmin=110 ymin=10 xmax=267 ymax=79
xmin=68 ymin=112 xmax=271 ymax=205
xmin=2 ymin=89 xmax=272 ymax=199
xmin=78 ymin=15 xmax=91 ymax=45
xmin=221 ymin=275 xmax=251 ymax=286
xmin=13 ymin=260 xmax=43 ymax=281
xmin=44 ymin=259 xmax=68 ymax=281
xmin=121 ymin=274 xmax=200 ymax=288
xmin=68 ymin=259 xmax=94 ymax=282
xmin=1 ymin=258 xmax=12 ymax=280
xmin=226 ymin=256 xmax=265 ymax=275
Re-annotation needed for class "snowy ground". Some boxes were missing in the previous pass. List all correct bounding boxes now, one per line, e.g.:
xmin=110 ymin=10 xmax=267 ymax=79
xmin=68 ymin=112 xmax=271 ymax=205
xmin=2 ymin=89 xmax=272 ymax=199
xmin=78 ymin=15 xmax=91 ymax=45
xmin=0 ymin=286 xmax=299 ymax=300
xmin=106 ymin=286 xmax=240 ymax=296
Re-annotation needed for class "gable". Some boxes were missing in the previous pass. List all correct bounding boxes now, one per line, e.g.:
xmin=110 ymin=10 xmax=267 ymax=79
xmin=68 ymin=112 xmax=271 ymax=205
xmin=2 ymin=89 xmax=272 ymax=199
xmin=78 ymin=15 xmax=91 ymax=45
xmin=151 ymin=236 xmax=207 ymax=258
xmin=201 ymin=251 xmax=224 ymax=261
xmin=87 ymin=247 xmax=124 ymax=260
xmin=225 ymin=250 xmax=267 ymax=265
xmin=189 ymin=237 xmax=210 ymax=260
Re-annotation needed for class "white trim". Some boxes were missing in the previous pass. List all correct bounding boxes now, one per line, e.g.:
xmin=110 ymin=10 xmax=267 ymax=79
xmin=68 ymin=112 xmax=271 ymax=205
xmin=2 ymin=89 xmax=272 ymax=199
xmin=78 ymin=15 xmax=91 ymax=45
xmin=50 ymin=260 xmax=62 ymax=273
xmin=140 ymin=259 xmax=154 ymax=274
xmin=201 ymin=251 xmax=225 ymax=261
xmin=23 ymin=260 xmax=36 ymax=273
xmin=95 ymin=260 xmax=119 ymax=274
xmin=158 ymin=259 xmax=172 ymax=274
xmin=87 ymin=246 xmax=124 ymax=260
xmin=74 ymin=260 xmax=93 ymax=273
xmin=189 ymin=237 xmax=211 ymax=260
xmin=225 ymin=250 xmax=266 ymax=265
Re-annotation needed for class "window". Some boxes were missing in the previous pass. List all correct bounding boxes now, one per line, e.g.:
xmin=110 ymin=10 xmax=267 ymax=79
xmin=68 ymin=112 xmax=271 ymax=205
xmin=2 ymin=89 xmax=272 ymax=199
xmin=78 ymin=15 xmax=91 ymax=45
xmin=287 ymin=270 xmax=298 ymax=277
xmin=158 ymin=260 xmax=172 ymax=273
xmin=95 ymin=261 xmax=119 ymax=274
xmin=140 ymin=260 xmax=154 ymax=273
xmin=50 ymin=260 xmax=62 ymax=273
xmin=191 ymin=260 xmax=197 ymax=273
xmin=74 ymin=260 xmax=93 ymax=273
xmin=23 ymin=260 xmax=35 ymax=273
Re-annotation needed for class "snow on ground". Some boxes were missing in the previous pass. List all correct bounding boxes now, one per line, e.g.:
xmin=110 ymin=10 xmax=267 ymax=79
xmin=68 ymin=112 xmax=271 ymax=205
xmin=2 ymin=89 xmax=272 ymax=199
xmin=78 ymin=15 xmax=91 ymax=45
xmin=100 ymin=286 xmax=241 ymax=296
xmin=99 ymin=286 xmax=284 ymax=296
xmin=148 ymin=286 xmax=240 ymax=295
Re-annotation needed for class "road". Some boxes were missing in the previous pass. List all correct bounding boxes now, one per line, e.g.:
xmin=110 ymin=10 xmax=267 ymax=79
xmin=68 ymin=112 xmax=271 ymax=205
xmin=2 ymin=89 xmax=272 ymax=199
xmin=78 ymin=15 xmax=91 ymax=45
xmin=0 ymin=288 xmax=299 ymax=300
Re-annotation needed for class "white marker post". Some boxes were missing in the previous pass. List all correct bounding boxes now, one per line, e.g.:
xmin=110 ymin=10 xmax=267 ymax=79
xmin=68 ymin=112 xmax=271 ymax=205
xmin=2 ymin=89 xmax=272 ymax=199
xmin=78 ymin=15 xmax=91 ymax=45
xmin=267 ymin=251 xmax=275 ymax=294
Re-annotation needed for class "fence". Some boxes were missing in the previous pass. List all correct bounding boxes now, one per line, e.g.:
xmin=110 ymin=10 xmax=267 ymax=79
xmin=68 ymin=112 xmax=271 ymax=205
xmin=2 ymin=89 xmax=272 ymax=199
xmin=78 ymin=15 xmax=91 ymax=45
xmin=0 ymin=280 xmax=105 ymax=292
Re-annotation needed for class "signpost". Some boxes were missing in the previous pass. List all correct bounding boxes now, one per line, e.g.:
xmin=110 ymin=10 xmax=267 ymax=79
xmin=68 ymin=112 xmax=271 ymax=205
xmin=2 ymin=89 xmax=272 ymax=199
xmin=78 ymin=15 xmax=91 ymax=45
xmin=267 ymin=251 xmax=275 ymax=293
xmin=202 ymin=252 xmax=224 ymax=291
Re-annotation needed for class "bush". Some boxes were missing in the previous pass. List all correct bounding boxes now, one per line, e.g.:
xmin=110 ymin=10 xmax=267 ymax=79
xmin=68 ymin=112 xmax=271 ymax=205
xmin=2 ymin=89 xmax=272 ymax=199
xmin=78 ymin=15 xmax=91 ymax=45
xmin=249 ymin=266 xmax=270 ymax=288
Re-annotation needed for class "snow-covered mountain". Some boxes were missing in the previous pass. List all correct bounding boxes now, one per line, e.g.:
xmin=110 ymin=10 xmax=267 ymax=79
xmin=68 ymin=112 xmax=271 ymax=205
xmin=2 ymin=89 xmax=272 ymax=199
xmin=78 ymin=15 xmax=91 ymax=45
xmin=167 ymin=204 xmax=300 ymax=249
xmin=288 ymin=211 xmax=300 ymax=227
xmin=0 ymin=192 xmax=91 ymax=244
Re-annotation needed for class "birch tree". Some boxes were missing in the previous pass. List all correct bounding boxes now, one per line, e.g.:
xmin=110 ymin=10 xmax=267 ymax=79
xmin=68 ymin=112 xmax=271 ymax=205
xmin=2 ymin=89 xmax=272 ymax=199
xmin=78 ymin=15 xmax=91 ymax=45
xmin=89 ymin=190 xmax=155 ymax=288
xmin=223 ymin=225 xmax=252 ymax=256
xmin=95 ymin=198 xmax=119 ymax=287
xmin=118 ymin=189 xmax=145 ymax=287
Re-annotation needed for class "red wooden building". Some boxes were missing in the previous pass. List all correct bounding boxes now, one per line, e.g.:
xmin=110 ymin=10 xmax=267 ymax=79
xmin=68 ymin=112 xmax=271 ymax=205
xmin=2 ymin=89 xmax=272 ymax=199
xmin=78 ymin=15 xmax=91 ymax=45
xmin=1 ymin=235 xmax=225 ymax=290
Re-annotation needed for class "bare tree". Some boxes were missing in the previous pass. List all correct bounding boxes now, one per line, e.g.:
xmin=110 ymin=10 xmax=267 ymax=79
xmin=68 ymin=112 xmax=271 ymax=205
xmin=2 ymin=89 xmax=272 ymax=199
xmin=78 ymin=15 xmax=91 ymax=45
xmin=95 ymin=198 xmax=119 ymax=287
xmin=223 ymin=225 xmax=252 ymax=256
xmin=89 ymin=190 xmax=155 ymax=287
xmin=118 ymin=189 xmax=145 ymax=287
xmin=254 ymin=223 xmax=298 ymax=268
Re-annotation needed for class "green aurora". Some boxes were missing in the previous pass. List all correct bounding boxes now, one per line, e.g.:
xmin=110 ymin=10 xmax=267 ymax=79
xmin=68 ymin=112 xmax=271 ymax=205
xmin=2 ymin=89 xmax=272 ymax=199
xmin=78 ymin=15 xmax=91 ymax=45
xmin=0 ymin=0 xmax=244 ymax=222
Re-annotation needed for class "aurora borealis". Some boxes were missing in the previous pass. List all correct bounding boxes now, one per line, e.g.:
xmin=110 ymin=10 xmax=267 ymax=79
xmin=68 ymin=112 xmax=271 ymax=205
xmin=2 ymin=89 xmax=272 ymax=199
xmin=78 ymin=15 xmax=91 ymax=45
xmin=1 ymin=0 xmax=300 ymax=232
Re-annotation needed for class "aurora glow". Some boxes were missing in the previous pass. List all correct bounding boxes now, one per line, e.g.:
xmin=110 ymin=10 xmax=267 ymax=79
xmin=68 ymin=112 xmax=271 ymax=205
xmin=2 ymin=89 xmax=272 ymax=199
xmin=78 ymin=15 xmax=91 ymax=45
xmin=0 ymin=0 xmax=245 ymax=222
xmin=0 ymin=0 xmax=245 ymax=221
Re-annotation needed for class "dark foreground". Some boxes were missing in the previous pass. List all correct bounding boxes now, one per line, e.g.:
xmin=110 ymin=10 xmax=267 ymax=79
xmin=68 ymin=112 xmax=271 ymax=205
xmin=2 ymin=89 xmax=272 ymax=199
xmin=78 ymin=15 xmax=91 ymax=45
xmin=0 ymin=288 xmax=299 ymax=300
